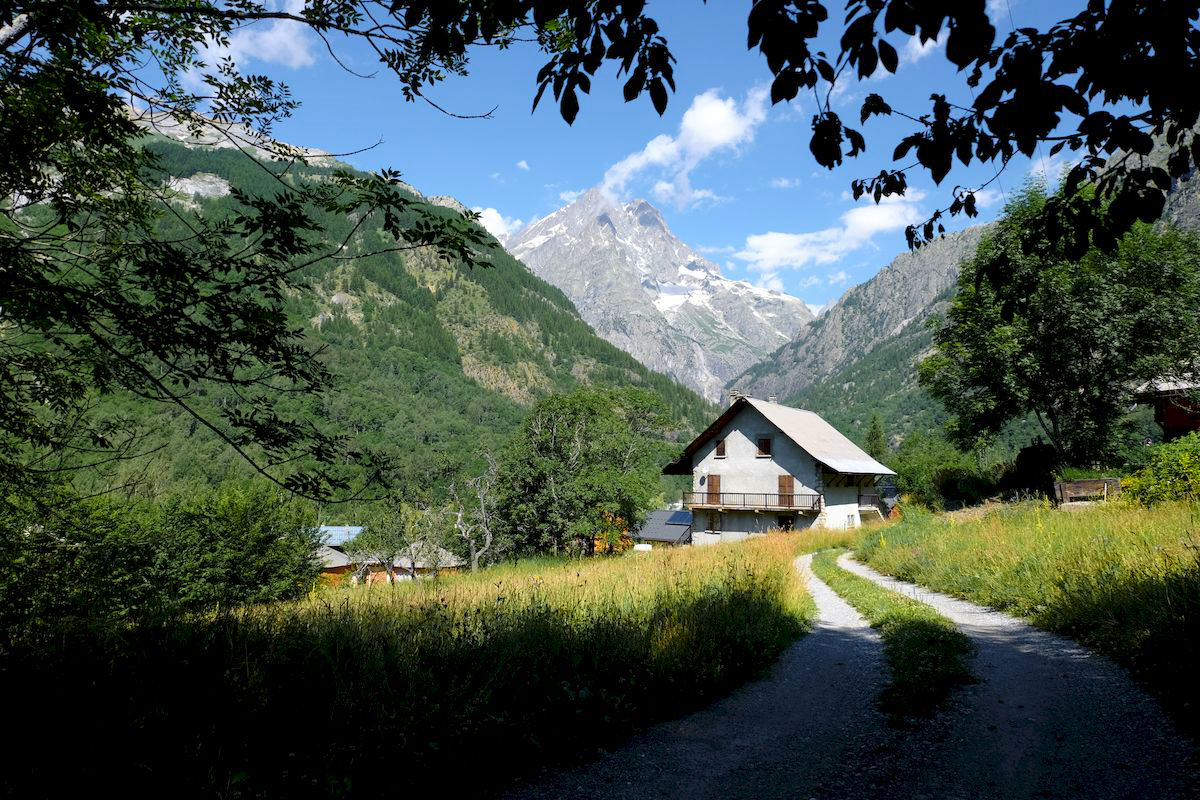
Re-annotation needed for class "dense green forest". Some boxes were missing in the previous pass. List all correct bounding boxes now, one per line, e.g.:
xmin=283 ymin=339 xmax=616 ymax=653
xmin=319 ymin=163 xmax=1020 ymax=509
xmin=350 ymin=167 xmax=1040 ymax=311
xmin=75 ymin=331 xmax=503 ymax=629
xmin=75 ymin=137 xmax=713 ymax=500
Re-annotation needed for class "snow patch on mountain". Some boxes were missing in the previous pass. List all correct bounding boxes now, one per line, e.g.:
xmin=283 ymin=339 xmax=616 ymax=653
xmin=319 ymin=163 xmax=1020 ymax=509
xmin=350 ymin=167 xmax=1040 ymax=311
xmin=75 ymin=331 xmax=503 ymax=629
xmin=506 ymin=188 xmax=814 ymax=399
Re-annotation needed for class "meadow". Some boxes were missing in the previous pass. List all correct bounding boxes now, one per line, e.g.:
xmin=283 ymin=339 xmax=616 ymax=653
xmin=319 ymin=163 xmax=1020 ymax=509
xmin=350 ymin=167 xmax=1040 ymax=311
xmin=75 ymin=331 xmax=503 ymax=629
xmin=856 ymin=501 xmax=1200 ymax=734
xmin=6 ymin=528 xmax=853 ymax=797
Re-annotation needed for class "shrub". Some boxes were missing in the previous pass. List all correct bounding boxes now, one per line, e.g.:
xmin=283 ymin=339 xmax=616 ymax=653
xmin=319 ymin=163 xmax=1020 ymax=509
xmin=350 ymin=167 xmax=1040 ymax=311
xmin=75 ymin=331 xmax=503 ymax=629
xmin=0 ymin=482 xmax=320 ymax=646
xmin=890 ymin=432 xmax=999 ymax=509
xmin=1124 ymin=432 xmax=1200 ymax=504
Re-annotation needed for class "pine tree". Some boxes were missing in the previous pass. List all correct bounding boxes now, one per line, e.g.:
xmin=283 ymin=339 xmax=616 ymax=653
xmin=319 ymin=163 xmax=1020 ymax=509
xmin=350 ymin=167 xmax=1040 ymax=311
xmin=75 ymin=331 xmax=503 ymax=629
xmin=866 ymin=414 xmax=887 ymax=462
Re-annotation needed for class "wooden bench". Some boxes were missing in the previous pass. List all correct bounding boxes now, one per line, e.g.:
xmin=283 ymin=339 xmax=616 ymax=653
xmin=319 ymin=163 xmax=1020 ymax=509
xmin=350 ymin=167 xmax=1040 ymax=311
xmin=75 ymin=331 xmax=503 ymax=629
xmin=1054 ymin=478 xmax=1122 ymax=503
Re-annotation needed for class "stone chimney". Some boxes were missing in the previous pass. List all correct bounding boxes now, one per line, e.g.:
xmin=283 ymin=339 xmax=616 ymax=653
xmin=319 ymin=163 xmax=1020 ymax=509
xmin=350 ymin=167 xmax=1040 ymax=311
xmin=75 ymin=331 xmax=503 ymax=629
xmin=728 ymin=389 xmax=744 ymax=405
xmin=768 ymin=395 xmax=778 ymax=403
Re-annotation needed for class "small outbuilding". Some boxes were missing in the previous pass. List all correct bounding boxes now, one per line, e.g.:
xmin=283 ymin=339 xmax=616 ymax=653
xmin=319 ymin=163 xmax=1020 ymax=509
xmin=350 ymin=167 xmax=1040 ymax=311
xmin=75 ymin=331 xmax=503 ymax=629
xmin=315 ymin=524 xmax=464 ymax=584
xmin=1135 ymin=378 xmax=1200 ymax=441
xmin=634 ymin=510 xmax=693 ymax=547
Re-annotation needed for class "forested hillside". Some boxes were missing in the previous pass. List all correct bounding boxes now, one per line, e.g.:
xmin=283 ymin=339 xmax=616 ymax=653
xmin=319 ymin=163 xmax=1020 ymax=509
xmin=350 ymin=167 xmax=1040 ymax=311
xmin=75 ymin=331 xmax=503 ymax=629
xmin=749 ymin=149 xmax=1200 ymax=453
xmin=784 ymin=292 xmax=1044 ymax=454
xmin=81 ymin=137 xmax=713 ymax=498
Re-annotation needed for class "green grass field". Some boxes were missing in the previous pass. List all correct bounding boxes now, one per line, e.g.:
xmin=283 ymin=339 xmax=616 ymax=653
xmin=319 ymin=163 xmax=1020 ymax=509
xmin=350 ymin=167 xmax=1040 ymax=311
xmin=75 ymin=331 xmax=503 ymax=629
xmin=7 ymin=529 xmax=854 ymax=797
xmin=856 ymin=501 xmax=1200 ymax=734
xmin=810 ymin=549 xmax=974 ymax=719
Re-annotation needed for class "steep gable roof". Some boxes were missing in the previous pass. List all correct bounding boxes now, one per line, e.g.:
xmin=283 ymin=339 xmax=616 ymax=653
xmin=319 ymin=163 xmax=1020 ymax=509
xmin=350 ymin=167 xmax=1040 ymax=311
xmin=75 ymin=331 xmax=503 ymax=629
xmin=664 ymin=397 xmax=894 ymax=476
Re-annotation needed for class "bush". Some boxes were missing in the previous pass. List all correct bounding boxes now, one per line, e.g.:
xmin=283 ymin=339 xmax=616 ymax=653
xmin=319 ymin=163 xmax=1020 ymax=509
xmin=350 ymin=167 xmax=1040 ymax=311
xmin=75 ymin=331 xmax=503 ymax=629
xmin=0 ymin=482 xmax=320 ymax=646
xmin=890 ymin=432 xmax=999 ymax=509
xmin=1124 ymin=432 xmax=1200 ymax=504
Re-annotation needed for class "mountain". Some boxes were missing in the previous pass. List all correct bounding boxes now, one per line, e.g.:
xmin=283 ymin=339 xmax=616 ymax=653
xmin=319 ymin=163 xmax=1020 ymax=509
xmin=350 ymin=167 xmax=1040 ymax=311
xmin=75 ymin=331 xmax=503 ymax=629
xmin=731 ymin=226 xmax=989 ymax=404
xmin=506 ymin=189 xmax=814 ymax=400
xmin=81 ymin=130 xmax=713 ymax=498
xmin=739 ymin=147 xmax=1200 ymax=450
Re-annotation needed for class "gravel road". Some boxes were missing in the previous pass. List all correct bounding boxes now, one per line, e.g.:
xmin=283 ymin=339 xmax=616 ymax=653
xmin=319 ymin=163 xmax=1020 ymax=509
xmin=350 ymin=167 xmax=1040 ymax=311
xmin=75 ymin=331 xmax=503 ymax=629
xmin=502 ymin=553 xmax=1198 ymax=800
xmin=837 ymin=553 xmax=1198 ymax=799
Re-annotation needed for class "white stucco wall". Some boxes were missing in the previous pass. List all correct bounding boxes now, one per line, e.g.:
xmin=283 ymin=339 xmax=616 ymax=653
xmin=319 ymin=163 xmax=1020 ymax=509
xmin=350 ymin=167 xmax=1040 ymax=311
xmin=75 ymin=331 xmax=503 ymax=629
xmin=821 ymin=486 xmax=861 ymax=529
xmin=692 ymin=406 xmax=820 ymax=496
xmin=683 ymin=405 xmax=884 ymax=537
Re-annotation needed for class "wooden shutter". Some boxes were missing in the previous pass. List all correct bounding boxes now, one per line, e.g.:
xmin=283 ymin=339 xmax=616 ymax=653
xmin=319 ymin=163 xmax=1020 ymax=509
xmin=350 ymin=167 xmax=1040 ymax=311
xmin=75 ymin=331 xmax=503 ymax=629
xmin=715 ymin=438 xmax=726 ymax=458
xmin=708 ymin=474 xmax=721 ymax=505
xmin=778 ymin=474 xmax=794 ymax=507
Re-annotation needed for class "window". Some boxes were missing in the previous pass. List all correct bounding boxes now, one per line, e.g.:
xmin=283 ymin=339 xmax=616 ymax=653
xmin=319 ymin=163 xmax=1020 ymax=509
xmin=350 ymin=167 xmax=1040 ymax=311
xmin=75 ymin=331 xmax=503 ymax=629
xmin=715 ymin=438 xmax=726 ymax=458
xmin=846 ymin=514 xmax=858 ymax=529
xmin=756 ymin=436 xmax=773 ymax=457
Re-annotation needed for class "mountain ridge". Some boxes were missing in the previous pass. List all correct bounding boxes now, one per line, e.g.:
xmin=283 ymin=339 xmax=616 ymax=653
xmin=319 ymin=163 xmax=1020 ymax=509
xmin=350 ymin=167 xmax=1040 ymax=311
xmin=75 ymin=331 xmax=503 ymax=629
xmin=84 ymin=129 xmax=713 ymax=497
xmin=730 ymin=225 xmax=989 ymax=404
xmin=507 ymin=188 xmax=814 ymax=400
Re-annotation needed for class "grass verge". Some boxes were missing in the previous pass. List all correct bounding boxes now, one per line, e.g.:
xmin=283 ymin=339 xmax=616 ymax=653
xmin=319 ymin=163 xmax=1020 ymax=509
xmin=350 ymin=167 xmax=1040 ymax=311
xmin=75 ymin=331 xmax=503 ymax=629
xmin=7 ymin=533 xmax=820 ymax=797
xmin=810 ymin=549 xmax=975 ymax=719
xmin=856 ymin=502 xmax=1200 ymax=736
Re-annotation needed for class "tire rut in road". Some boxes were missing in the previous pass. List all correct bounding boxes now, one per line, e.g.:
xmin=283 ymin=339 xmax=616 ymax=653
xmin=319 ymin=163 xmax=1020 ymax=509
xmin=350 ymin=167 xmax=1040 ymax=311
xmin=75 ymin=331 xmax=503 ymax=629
xmin=838 ymin=553 xmax=1200 ymax=799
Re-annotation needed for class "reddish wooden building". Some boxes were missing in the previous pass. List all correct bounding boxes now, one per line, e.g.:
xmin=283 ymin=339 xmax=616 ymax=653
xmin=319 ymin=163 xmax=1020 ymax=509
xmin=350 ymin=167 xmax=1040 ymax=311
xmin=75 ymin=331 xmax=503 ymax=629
xmin=1136 ymin=379 xmax=1200 ymax=442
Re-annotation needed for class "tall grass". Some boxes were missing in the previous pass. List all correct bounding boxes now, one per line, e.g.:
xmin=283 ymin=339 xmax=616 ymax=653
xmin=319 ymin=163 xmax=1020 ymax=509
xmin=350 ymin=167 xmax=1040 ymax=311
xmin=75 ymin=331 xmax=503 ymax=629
xmin=857 ymin=502 xmax=1200 ymax=735
xmin=7 ymin=533 xmax=827 ymax=796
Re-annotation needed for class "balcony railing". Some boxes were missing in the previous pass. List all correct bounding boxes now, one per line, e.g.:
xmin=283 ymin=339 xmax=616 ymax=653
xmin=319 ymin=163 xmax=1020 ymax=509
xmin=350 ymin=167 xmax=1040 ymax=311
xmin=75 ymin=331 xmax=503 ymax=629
xmin=683 ymin=491 xmax=822 ymax=512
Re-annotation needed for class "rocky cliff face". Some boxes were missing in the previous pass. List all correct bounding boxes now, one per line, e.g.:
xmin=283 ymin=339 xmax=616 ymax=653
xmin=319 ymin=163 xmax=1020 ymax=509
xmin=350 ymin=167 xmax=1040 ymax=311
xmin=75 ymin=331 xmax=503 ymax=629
xmin=506 ymin=189 xmax=813 ymax=400
xmin=731 ymin=225 xmax=989 ymax=402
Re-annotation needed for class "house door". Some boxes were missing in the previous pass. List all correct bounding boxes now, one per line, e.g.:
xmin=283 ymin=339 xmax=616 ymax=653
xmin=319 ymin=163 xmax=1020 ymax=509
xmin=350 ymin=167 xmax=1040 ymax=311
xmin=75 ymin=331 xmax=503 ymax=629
xmin=778 ymin=475 xmax=794 ymax=507
xmin=707 ymin=474 xmax=721 ymax=505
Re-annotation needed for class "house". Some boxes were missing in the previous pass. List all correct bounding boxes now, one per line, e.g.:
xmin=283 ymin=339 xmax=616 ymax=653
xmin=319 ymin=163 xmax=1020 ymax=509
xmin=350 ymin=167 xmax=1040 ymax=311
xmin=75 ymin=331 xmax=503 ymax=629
xmin=1135 ymin=378 xmax=1200 ymax=441
xmin=316 ymin=525 xmax=364 ymax=582
xmin=634 ymin=510 xmax=693 ymax=547
xmin=663 ymin=395 xmax=895 ymax=543
xmin=315 ymin=524 xmax=464 ymax=584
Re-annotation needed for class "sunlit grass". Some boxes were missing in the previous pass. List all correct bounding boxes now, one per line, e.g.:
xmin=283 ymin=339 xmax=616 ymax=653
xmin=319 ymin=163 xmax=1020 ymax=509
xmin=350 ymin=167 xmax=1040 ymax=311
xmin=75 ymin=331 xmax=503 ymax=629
xmin=12 ymin=532 xmax=836 ymax=796
xmin=857 ymin=501 xmax=1200 ymax=734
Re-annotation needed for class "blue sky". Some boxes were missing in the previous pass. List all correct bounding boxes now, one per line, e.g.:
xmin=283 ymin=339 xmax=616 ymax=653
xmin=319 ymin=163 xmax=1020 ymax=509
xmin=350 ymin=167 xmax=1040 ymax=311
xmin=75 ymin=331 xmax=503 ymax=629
xmin=222 ymin=0 xmax=1081 ymax=311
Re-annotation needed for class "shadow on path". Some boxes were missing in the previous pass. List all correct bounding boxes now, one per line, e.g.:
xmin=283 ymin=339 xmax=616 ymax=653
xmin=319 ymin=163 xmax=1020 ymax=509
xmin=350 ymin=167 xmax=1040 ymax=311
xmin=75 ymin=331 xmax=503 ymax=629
xmin=839 ymin=553 xmax=1199 ymax=799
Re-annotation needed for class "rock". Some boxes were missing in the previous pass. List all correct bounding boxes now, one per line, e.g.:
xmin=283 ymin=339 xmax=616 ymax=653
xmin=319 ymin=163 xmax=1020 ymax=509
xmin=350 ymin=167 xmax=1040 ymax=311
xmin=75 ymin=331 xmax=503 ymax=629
xmin=506 ymin=188 xmax=813 ymax=400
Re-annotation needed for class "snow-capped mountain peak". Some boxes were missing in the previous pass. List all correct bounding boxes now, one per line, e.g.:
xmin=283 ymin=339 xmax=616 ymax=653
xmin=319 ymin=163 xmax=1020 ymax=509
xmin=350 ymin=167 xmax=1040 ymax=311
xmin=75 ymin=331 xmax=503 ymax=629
xmin=506 ymin=189 xmax=813 ymax=400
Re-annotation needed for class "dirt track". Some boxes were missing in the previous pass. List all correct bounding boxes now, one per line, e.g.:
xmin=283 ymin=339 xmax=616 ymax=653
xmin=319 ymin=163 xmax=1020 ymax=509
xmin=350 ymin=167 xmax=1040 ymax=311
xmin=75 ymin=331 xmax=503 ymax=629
xmin=503 ymin=553 xmax=1198 ymax=799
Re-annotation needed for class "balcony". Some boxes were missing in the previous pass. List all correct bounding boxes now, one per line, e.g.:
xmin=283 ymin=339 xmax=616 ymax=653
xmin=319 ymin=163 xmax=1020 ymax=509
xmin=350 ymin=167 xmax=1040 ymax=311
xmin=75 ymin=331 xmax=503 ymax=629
xmin=683 ymin=491 xmax=822 ymax=512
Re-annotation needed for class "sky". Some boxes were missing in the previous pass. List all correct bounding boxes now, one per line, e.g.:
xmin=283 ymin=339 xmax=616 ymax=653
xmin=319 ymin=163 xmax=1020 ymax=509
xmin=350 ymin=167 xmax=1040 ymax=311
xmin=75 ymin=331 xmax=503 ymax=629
xmin=213 ymin=0 xmax=1084 ymax=312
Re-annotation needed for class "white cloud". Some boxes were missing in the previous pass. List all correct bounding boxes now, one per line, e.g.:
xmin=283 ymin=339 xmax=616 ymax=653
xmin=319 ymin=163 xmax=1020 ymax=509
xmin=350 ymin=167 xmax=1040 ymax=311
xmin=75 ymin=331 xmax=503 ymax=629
xmin=756 ymin=273 xmax=786 ymax=292
xmin=516 ymin=160 xmax=530 ymax=171
xmin=770 ymin=177 xmax=802 ymax=189
xmin=489 ymin=172 xmax=501 ymax=181
xmin=735 ymin=190 xmax=927 ymax=272
xmin=798 ymin=275 xmax=822 ymax=289
xmin=987 ymin=0 xmax=1013 ymax=23
xmin=203 ymin=0 xmax=316 ymax=70
xmin=696 ymin=244 xmax=736 ymax=255
xmin=828 ymin=270 xmax=850 ymax=285
xmin=1029 ymin=151 xmax=1072 ymax=185
xmin=473 ymin=207 xmax=525 ymax=241
xmin=901 ymin=29 xmax=949 ymax=65
xmin=806 ymin=303 xmax=825 ymax=316
xmin=558 ymin=189 xmax=584 ymax=204
xmin=973 ymin=188 xmax=1003 ymax=209
xmin=601 ymin=86 xmax=769 ymax=208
